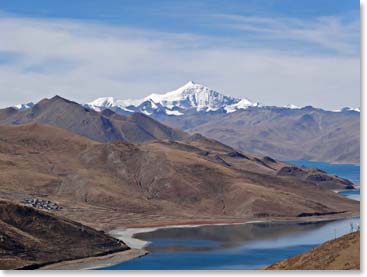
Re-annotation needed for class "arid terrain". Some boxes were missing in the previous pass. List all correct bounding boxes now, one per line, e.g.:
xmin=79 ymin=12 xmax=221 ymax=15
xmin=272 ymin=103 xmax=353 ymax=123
xmin=266 ymin=231 xmax=360 ymax=270
xmin=0 ymin=198 xmax=129 ymax=269
xmin=156 ymin=107 xmax=360 ymax=164
xmin=0 ymin=96 xmax=360 ymax=269
xmin=0 ymin=121 xmax=358 ymax=230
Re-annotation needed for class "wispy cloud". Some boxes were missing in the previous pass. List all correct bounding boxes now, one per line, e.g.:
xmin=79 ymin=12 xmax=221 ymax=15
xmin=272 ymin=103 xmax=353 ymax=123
xmin=215 ymin=13 xmax=359 ymax=55
xmin=0 ymin=14 xmax=360 ymax=110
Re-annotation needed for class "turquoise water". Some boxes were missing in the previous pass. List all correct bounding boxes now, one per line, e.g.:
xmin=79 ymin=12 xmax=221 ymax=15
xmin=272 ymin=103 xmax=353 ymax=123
xmin=286 ymin=160 xmax=360 ymax=185
xmin=287 ymin=160 xmax=360 ymax=201
xmin=102 ymin=161 xmax=360 ymax=270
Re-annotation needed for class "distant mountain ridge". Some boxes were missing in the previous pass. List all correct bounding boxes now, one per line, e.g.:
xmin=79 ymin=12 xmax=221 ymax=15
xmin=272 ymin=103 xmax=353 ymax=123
xmin=84 ymin=81 xmax=359 ymax=116
xmin=5 ymin=82 xmax=360 ymax=164
xmin=157 ymin=106 xmax=360 ymax=164
xmin=12 ymin=82 xmax=360 ymax=115
xmin=13 ymin=102 xmax=34 ymax=111
xmin=83 ymin=80 xmax=360 ymax=163
xmin=86 ymin=81 xmax=261 ymax=116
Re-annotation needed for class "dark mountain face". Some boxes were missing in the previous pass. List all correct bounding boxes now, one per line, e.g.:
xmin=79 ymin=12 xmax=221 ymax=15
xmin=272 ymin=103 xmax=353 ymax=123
xmin=151 ymin=107 xmax=360 ymax=164
xmin=0 ymin=198 xmax=128 ymax=269
xmin=0 ymin=96 xmax=187 ymax=144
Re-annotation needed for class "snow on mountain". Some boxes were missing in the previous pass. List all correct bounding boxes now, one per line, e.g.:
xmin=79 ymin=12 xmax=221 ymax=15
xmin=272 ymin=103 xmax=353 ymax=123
xmin=87 ymin=97 xmax=137 ymax=113
xmin=144 ymin=81 xmax=241 ymax=112
xmin=165 ymin=109 xmax=184 ymax=116
xmin=284 ymin=104 xmax=300 ymax=109
xmin=13 ymin=102 xmax=34 ymax=111
xmin=333 ymin=107 xmax=360 ymax=113
xmin=88 ymin=97 xmax=117 ymax=111
xmin=224 ymin=98 xmax=260 ymax=113
xmin=86 ymin=81 xmax=260 ymax=116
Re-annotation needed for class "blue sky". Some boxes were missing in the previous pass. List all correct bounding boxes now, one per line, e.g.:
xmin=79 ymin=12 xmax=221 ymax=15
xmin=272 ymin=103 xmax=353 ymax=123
xmin=0 ymin=0 xmax=360 ymax=109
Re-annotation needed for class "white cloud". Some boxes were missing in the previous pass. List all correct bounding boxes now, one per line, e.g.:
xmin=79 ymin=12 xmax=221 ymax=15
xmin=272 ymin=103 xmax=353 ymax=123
xmin=215 ymin=14 xmax=359 ymax=55
xmin=0 ymin=15 xmax=360 ymax=110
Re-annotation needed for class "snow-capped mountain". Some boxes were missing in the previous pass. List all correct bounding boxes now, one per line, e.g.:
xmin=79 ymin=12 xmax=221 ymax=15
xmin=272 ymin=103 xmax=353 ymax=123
xmin=10 ymin=82 xmax=360 ymax=116
xmin=284 ymin=104 xmax=301 ymax=109
xmin=13 ymin=102 xmax=34 ymax=111
xmin=86 ymin=81 xmax=260 ymax=116
xmin=335 ymin=107 xmax=361 ymax=113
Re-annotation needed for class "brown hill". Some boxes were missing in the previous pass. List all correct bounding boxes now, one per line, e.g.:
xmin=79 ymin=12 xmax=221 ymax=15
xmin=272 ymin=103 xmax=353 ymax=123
xmin=0 ymin=96 xmax=187 ymax=143
xmin=0 ymin=123 xmax=358 ymax=230
xmin=266 ymin=231 xmax=360 ymax=270
xmin=154 ymin=107 xmax=360 ymax=164
xmin=0 ymin=198 xmax=128 ymax=270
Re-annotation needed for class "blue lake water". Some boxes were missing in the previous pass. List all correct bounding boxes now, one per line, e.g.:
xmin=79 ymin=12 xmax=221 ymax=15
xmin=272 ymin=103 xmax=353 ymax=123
xmin=287 ymin=160 xmax=360 ymax=201
xmin=286 ymin=160 xmax=360 ymax=185
xmin=338 ymin=189 xmax=360 ymax=201
xmin=102 ymin=161 xmax=360 ymax=270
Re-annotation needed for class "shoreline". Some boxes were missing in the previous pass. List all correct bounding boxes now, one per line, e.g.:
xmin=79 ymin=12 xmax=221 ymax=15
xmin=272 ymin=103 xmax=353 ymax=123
xmin=108 ymin=212 xmax=360 ymax=250
xmin=108 ymin=220 xmax=261 ymax=249
xmin=37 ymin=212 xmax=360 ymax=270
xmin=38 ymin=249 xmax=148 ymax=270
xmin=285 ymin=160 xmax=360 ymax=166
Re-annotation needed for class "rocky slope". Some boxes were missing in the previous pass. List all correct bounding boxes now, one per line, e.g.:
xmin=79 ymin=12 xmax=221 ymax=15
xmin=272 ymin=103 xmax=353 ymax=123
xmin=266 ymin=231 xmax=360 ymax=270
xmin=0 ymin=198 xmax=128 ymax=270
xmin=0 ymin=123 xmax=358 ymax=230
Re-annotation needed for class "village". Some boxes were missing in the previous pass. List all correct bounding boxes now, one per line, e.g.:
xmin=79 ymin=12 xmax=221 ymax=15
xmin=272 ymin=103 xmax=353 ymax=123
xmin=22 ymin=198 xmax=62 ymax=211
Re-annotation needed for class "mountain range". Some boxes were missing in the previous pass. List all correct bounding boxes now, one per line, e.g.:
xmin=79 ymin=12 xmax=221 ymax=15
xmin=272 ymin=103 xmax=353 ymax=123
xmin=85 ymin=81 xmax=359 ymax=116
xmin=83 ymin=82 xmax=360 ymax=164
xmin=0 ymin=94 xmax=359 ymax=268
xmin=86 ymin=81 xmax=261 ymax=116
xmin=11 ymin=82 xmax=359 ymax=164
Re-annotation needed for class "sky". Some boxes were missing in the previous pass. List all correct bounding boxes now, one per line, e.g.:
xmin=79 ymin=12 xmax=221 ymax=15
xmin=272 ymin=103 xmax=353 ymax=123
xmin=0 ymin=0 xmax=360 ymax=109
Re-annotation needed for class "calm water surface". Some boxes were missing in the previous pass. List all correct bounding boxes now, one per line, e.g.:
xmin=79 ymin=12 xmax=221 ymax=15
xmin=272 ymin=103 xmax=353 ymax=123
xmin=287 ymin=160 xmax=360 ymax=185
xmin=102 ymin=161 xmax=360 ymax=270
xmin=287 ymin=160 xmax=360 ymax=201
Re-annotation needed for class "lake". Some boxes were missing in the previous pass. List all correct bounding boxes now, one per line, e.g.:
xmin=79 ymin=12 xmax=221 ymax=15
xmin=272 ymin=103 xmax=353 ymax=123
xmin=287 ymin=160 xmax=360 ymax=201
xmin=101 ymin=161 xmax=360 ymax=270
xmin=286 ymin=160 xmax=360 ymax=185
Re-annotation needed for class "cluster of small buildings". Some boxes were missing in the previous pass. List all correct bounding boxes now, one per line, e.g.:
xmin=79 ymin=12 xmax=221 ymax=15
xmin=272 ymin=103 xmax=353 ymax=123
xmin=22 ymin=198 xmax=62 ymax=210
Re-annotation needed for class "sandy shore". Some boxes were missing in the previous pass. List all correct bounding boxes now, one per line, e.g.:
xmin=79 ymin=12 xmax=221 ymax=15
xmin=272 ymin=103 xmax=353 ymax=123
xmin=39 ymin=249 xmax=148 ymax=270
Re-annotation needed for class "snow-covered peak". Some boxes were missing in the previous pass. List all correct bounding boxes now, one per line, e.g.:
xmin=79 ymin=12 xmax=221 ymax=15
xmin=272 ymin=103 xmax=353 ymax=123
xmin=224 ymin=98 xmax=260 ymax=113
xmin=87 ymin=97 xmax=140 ymax=112
xmin=334 ymin=107 xmax=360 ymax=113
xmin=91 ymin=97 xmax=116 ymax=107
xmin=86 ymin=82 xmax=260 ymax=116
xmin=143 ymin=82 xmax=241 ymax=112
xmin=13 ymin=102 xmax=34 ymax=111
